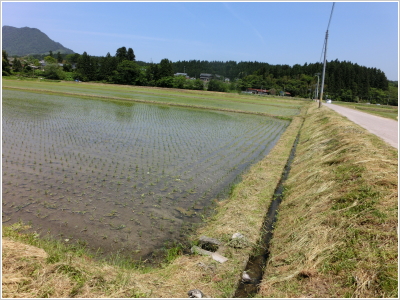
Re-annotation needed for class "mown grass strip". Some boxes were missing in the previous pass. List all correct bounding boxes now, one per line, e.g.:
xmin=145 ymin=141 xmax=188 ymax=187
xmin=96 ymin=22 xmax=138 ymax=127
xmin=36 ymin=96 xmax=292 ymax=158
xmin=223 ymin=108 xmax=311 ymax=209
xmin=258 ymin=104 xmax=398 ymax=298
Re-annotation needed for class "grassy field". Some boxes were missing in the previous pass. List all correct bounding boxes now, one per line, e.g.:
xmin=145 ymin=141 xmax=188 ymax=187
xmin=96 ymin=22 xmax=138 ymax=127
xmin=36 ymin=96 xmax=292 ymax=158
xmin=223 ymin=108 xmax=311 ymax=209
xmin=258 ymin=104 xmax=398 ymax=298
xmin=332 ymin=101 xmax=398 ymax=120
xmin=2 ymin=77 xmax=305 ymax=118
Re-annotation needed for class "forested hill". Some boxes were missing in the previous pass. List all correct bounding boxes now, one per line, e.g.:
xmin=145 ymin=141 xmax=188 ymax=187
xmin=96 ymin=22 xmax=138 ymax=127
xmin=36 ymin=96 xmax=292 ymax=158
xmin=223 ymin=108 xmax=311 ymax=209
xmin=3 ymin=42 xmax=395 ymax=104
xmin=2 ymin=26 xmax=74 ymax=56
xmin=172 ymin=59 xmax=390 ymax=101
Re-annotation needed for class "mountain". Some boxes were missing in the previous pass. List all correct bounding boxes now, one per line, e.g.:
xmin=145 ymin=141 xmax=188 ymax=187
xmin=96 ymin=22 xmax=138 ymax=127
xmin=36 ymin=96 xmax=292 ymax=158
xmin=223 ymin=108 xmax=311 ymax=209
xmin=2 ymin=25 xmax=75 ymax=56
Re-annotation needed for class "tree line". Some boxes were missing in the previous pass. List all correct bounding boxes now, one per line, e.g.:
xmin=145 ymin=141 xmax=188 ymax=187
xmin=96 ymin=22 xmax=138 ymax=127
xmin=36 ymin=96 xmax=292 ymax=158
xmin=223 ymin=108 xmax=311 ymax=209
xmin=2 ymin=47 xmax=397 ymax=105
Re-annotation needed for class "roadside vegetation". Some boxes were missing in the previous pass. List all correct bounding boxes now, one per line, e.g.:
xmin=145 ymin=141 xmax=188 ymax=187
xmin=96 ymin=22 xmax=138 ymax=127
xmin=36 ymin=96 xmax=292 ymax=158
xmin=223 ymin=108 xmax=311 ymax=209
xmin=258 ymin=104 xmax=398 ymax=298
xmin=330 ymin=101 xmax=398 ymax=120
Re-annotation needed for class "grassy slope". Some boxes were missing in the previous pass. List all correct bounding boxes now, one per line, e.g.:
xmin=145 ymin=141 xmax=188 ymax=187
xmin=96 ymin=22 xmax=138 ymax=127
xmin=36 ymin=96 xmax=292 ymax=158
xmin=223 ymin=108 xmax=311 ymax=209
xmin=258 ymin=104 xmax=398 ymax=298
xmin=332 ymin=101 xmax=398 ymax=120
xmin=2 ymin=81 xmax=306 ymax=298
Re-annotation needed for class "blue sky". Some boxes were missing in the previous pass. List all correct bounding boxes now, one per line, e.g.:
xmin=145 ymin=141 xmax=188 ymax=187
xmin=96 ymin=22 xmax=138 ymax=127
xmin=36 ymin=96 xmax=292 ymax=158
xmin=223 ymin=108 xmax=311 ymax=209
xmin=1 ymin=1 xmax=398 ymax=80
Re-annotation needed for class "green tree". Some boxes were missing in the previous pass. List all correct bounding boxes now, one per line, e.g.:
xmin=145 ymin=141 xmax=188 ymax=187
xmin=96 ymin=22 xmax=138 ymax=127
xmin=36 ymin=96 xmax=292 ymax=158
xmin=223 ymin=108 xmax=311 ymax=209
xmin=65 ymin=53 xmax=80 ymax=64
xmin=388 ymin=83 xmax=398 ymax=106
xmin=207 ymin=79 xmax=227 ymax=92
xmin=98 ymin=52 xmax=118 ymax=82
xmin=44 ymin=56 xmax=57 ymax=64
xmin=76 ymin=51 xmax=96 ymax=81
xmin=192 ymin=79 xmax=204 ymax=90
xmin=2 ymin=50 xmax=11 ymax=75
xmin=146 ymin=63 xmax=160 ymax=83
xmin=156 ymin=76 xmax=174 ymax=88
xmin=12 ymin=56 xmax=23 ymax=72
xmin=112 ymin=60 xmax=140 ymax=85
xmin=135 ymin=67 xmax=148 ymax=86
xmin=127 ymin=48 xmax=135 ymax=61
xmin=56 ymin=51 xmax=63 ymax=63
xmin=62 ymin=63 xmax=72 ymax=72
xmin=116 ymin=46 xmax=127 ymax=62
xmin=173 ymin=75 xmax=186 ymax=89
xmin=159 ymin=59 xmax=173 ymax=78
xmin=49 ymin=50 xmax=53 ymax=57
xmin=44 ymin=63 xmax=65 ymax=80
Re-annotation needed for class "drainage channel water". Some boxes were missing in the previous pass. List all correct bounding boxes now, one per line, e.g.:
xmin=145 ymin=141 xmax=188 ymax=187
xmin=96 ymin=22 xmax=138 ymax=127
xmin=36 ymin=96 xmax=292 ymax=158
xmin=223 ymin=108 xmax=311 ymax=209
xmin=233 ymin=133 xmax=300 ymax=298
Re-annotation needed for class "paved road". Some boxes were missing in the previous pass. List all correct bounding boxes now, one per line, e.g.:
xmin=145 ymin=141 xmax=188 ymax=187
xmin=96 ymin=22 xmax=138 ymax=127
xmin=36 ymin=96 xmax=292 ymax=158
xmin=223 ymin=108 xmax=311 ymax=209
xmin=323 ymin=103 xmax=398 ymax=149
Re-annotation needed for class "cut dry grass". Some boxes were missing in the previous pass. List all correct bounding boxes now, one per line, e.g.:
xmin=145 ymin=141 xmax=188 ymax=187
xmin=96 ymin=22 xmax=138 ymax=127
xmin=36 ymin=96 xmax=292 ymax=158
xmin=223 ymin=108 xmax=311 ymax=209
xmin=258 ymin=104 xmax=398 ymax=298
xmin=2 ymin=105 xmax=306 ymax=298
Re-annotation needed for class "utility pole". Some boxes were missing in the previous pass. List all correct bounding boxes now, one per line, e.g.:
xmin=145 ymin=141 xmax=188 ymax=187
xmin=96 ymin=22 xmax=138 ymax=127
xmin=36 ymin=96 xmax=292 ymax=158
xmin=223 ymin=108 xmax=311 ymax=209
xmin=315 ymin=73 xmax=320 ymax=101
xmin=319 ymin=3 xmax=335 ymax=108
xmin=319 ymin=30 xmax=329 ymax=108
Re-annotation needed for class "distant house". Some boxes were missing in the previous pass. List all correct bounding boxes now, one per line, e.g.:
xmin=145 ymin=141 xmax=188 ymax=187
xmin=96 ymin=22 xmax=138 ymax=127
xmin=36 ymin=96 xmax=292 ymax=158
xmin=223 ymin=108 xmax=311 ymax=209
xmin=174 ymin=72 xmax=189 ymax=79
xmin=279 ymin=91 xmax=291 ymax=96
xmin=200 ymin=73 xmax=213 ymax=81
xmin=247 ymin=88 xmax=270 ymax=95
xmin=39 ymin=60 xmax=46 ymax=70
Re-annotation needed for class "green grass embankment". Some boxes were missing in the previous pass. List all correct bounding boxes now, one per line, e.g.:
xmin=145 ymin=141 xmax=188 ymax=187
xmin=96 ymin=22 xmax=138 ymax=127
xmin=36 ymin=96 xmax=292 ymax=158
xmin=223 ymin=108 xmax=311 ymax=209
xmin=258 ymin=104 xmax=398 ymax=298
xmin=332 ymin=101 xmax=398 ymax=120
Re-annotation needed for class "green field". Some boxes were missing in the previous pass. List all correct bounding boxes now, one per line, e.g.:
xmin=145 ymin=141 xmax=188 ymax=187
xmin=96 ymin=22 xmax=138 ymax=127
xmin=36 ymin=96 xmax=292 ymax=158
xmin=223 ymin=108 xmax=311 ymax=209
xmin=332 ymin=101 xmax=398 ymax=120
xmin=2 ymin=78 xmax=305 ymax=117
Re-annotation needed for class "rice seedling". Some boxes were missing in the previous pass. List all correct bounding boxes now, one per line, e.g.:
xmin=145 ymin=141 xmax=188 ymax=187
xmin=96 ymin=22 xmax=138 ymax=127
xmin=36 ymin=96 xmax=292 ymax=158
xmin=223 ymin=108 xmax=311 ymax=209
xmin=2 ymin=88 xmax=293 ymax=260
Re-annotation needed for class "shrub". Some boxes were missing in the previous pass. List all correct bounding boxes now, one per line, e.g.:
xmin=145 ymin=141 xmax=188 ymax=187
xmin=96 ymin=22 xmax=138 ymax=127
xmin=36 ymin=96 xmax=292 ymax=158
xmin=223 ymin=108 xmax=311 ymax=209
xmin=207 ymin=79 xmax=227 ymax=92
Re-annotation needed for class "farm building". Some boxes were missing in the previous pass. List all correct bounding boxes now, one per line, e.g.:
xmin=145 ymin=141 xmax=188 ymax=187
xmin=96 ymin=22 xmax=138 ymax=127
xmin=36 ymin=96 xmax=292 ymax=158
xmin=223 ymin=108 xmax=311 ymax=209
xmin=247 ymin=88 xmax=270 ymax=95
xmin=174 ymin=72 xmax=189 ymax=79
xmin=200 ymin=73 xmax=213 ymax=81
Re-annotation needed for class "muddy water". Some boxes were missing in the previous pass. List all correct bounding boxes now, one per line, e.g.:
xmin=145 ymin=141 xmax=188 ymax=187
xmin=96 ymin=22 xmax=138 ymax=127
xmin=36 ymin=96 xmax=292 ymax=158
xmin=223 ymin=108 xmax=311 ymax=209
xmin=2 ymin=89 xmax=289 ymax=259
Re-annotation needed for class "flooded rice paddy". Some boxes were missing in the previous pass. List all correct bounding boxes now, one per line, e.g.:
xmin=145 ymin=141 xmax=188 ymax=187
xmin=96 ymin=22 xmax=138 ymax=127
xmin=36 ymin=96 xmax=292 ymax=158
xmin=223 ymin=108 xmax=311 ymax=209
xmin=2 ymin=89 xmax=289 ymax=259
